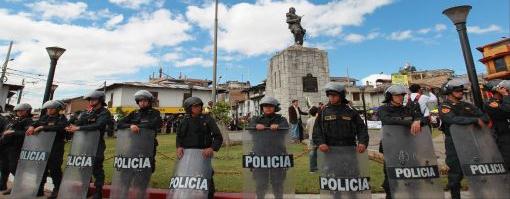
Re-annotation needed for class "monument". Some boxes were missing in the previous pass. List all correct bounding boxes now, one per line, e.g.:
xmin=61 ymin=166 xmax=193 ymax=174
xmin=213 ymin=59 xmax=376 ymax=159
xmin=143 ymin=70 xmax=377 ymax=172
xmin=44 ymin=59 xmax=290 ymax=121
xmin=265 ymin=7 xmax=330 ymax=119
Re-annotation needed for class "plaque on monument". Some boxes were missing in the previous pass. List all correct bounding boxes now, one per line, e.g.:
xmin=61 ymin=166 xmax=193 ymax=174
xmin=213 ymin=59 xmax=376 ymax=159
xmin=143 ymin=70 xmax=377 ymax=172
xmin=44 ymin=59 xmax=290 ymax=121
xmin=303 ymin=74 xmax=318 ymax=92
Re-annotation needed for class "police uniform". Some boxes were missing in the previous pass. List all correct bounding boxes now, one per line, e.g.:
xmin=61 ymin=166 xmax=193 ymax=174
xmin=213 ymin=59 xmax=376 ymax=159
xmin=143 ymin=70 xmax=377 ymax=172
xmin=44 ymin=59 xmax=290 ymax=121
xmin=177 ymin=97 xmax=223 ymax=199
xmin=0 ymin=114 xmax=11 ymax=190
xmin=248 ymin=98 xmax=289 ymax=199
xmin=378 ymin=91 xmax=425 ymax=199
xmin=312 ymin=103 xmax=369 ymax=147
xmin=33 ymin=113 xmax=68 ymax=195
xmin=117 ymin=107 xmax=161 ymax=172
xmin=72 ymin=106 xmax=112 ymax=195
xmin=439 ymin=100 xmax=489 ymax=199
xmin=0 ymin=115 xmax=33 ymax=192
xmin=485 ymin=94 xmax=510 ymax=171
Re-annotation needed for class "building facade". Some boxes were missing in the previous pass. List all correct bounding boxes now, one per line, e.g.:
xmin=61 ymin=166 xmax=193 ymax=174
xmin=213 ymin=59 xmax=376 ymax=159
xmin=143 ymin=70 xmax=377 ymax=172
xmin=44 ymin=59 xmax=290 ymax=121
xmin=477 ymin=38 xmax=510 ymax=80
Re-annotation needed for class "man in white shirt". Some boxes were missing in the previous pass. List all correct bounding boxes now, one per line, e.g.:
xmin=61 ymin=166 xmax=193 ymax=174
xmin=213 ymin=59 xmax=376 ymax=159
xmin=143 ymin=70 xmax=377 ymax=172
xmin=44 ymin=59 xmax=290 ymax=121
xmin=408 ymin=84 xmax=438 ymax=117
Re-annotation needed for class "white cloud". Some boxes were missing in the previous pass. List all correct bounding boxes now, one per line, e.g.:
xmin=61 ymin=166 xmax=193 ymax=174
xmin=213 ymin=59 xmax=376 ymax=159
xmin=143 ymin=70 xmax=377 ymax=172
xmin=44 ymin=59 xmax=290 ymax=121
xmin=0 ymin=8 xmax=192 ymax=107
xmin=388 ymin=30 xmax=413 ymax=41
xmin=417 ymin=28 xmax=431 ymax=34
xmin=105 ymin=14 xmax=124 ymax=29
xmin=27 ymin=1 xmax=88 ymax=21
xmin=186 ymin=0 xmax=392 ymax=56
xmin=162 ymin=52 xmax=181 ymax=61
xmin=344 ymin=32 xmax=379 ymax=43
xmin=434 ymin=24 xmax=446 ymax=32
xmin=467 ymin=24 xmax=502 ymax=34
xmin=109 ymin=0 xmax=153 ymax=9
xmin=176 ymin=57 xmax=212 ymax=67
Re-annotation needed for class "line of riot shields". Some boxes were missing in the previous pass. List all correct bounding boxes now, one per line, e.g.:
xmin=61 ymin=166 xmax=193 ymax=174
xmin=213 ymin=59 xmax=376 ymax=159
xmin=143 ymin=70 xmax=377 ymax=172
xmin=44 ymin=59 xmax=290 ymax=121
xmin=4 ymin=121 xmax=510 ymax=199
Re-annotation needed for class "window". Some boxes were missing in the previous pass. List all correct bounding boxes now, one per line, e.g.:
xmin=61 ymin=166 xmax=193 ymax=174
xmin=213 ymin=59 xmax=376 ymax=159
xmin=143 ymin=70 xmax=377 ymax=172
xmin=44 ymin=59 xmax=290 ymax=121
xmin=494 ymin=58 xmax=508 ymax=72
xmin=352 ymin=92 xmax=361 ymax=101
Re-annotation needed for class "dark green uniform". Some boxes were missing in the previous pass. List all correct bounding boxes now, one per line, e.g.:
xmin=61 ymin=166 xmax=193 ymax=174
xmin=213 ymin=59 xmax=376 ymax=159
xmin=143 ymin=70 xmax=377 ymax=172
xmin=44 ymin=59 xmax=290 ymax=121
xmin=117 ymin=107 xmax=161 ymax=172
xmin=439 ymin=100 xmax=489 ymax=199
xmin=484 ymin=96 xmax=510 ymax=171
xmin=72 ymin=107 xmax=112 ymax=191
xmin=0 ymin=116 xmax=32 ymax=190
xmin=312 ymin=103 xmax=369 ymax=147
xmin=378 ymin=102 xmax=424 ymax=199
xmin=176 ymin=113 xmax=223 ymax=199
xmin=0 ymin=115 xmax=10 ymax=190
xmin=33 ymin=114 xmax=68 ymax=194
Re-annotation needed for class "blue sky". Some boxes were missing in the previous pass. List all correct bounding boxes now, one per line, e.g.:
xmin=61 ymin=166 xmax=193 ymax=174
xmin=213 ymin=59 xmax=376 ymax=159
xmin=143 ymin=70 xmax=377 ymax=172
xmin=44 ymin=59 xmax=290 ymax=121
xmin=0 ymin=0 xmax=508 ymax=106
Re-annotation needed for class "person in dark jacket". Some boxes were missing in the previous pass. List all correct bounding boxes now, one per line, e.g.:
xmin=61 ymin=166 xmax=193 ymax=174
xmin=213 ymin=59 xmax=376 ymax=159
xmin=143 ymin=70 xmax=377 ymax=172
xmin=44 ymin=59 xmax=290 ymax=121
xmin=1 ymin=103 xmax=33 ymax=195
xmin=65 ymin=91 xmax=112 ymax=199
xmin=0 ymin=107 xmax=8 ymax=192
xmin=248 ymin=96 xmax=289 ymax=199
xmin=439 ymin=79 xmax=490 ymax=199
xmin=117 ymin=90 xmax=161 ymax=172
xmin=378 ymin=85 xmax=425 ymax=199
xmin=484 ymin=80 xmax=510 ymax=171
xmin=288 ymin=100 xmax=308 ymax=143
xmin=27 ymin=100 xmax=68 ymax=198
xmin=313 ymin=82 xmax=369 ymax=153
xmin=176 ymin=97 xmax=223 ymax=199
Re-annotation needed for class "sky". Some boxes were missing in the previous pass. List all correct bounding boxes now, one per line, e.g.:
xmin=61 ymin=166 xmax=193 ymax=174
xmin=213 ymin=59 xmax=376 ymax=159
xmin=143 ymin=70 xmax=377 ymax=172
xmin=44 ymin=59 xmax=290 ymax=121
xmin=0 ymin=0 xmax=508 ymax=107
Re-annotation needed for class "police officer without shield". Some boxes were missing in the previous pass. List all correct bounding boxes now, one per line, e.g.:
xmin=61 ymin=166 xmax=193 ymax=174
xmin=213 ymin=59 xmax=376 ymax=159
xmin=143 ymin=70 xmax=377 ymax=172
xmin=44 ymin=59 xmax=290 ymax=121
xmin=439 ymin=79 xmax=490 ymax=199
xmin=117 ymin=90 xmax=161 ymax=172
xmin=485 ymin=80 xmax=510 ymax=171
xmin=65 ymin=91 xmax=112 ymax=199
xmin=0 ymin=107 xmax=10 ymax=192
xmin=1 ymin=103 xmax=33 ymax=195
xmin=176 ymin=97 xmax=223 ymax=199
xmin=248 ymin=96 xmax=290 ymax=199
xmin=313 ymin=82 xmax=369 ymax=154
xmin=26 ymin=100 xmax=68 ymax=199
xmin=378 ymin=85 xmax=425 ymax=199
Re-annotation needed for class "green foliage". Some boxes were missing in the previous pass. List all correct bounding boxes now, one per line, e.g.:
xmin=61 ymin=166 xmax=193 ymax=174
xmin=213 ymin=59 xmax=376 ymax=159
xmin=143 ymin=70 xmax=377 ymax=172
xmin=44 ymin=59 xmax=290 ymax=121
xmin=115 ymin=107 xmax=126 ymax=120
xmin=211 ymin=101 xmax=231 ymax=125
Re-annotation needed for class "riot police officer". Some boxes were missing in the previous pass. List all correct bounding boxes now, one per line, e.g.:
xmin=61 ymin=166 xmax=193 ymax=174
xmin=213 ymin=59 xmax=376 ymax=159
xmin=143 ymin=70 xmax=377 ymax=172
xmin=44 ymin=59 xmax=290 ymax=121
xmin=312 ymin=82 xmax=369 ymax=154
xmin=117 ymin=90 xmax=161 ymax=172
xmin=26 ymin=100 xmax=68 ymax=198
xmin=176 ymin=97 xmax=223 ymax=199
xmin=439 ymin=79 xmax=490 ymax=199
xmin=379 ymin=85 xmax=425 ymax=199
xmin=0 ymin=107 xmax=8 ymax=192
xmin=65 ymin=91 xmax=112 ymax=199
xmin=485 ymin=80 xmax=510 ymax=171
xmin=248 ymin=96 xmax=289 ymax=199
xmin=1 ymin=103 xmax=33 ymax=195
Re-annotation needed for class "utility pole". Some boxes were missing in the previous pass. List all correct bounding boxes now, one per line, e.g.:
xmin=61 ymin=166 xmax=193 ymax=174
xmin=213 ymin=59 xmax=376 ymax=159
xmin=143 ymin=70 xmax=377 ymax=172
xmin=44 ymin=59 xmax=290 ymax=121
xmin=212 ymin=0 xmax=219 ymax=104
xmin=1 ymin=41 xmax=13 ymax=110
xmin=17 ymin=79 xmax=24 ymax=104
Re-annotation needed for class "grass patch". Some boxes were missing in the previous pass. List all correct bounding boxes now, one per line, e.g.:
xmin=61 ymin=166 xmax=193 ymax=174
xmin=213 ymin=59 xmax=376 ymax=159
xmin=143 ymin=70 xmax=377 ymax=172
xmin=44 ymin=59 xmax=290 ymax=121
xmin=63 ymin=133 xmax=457 ymax=193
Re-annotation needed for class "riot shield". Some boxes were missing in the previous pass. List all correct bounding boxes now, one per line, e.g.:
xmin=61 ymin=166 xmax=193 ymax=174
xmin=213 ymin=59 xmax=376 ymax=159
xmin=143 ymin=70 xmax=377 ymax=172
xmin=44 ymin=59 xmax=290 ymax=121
xmin=166 ymin=149 xmax=213 ymax=199
xmin=10 ymin=131 xmax=56 ymax=199
xmin=242 ymin=128 xmax=294 ymax=199
xmin=382 ymin=125 xmax=442 ymax=199
xmin=58 ymin=130 xmax=100 ymax=199
xmin=110 ymin=128 xmax=155 ymax=199
xmin=450 ymin=124 xmax=510 ymax=198
xmin=318 ymin=146 xmax=371 ymax=199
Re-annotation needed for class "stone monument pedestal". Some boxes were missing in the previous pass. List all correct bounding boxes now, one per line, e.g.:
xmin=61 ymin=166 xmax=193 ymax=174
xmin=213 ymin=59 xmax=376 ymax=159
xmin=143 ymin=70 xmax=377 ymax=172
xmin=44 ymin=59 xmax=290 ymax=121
xmin=265 ymin=45 xmax=330 ymax=119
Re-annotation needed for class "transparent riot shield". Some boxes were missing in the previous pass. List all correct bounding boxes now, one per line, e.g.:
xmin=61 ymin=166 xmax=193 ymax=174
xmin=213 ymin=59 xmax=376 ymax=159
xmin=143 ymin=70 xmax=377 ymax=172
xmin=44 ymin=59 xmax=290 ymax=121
xmin=450 ymin=124 xmax=510 ymax=198
xmin=242 ymin=128 xmax=294 ymax=199
xmin=382 ymin=125 xmax=443 ymax=199
xmin=110 ymin=128 xmax=155 ymax=199
xmin=166 ymin=149 xmax=213 ymax=199
xmin=10 ymin=131 xmax=56 ymax=199
xmin=318 ymin=146 xmax=371 ymax=199
xmin=58 ymin=130 xmax=100 ymax=199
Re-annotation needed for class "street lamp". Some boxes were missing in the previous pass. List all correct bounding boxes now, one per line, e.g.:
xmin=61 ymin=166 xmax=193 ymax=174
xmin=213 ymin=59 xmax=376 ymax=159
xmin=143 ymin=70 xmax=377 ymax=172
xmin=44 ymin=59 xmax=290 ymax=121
xmin=43 ymin=46 xmax=65 ymax=104
xmin=359 ymin=86 xmax=368 ymax=127
xmin=443 ymin=5 xmax=483 ymax=109
xmin=50 ymin=84 xmax=58 ymax=100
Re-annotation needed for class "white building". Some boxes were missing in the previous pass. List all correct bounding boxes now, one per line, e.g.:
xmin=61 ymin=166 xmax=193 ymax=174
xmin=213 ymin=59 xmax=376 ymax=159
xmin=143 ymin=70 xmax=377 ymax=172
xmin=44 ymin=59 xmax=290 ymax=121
xmin=0 ymin=83 xmax=24 ymax=111
xmin=104 ymin=81 xmax=213 ymax=115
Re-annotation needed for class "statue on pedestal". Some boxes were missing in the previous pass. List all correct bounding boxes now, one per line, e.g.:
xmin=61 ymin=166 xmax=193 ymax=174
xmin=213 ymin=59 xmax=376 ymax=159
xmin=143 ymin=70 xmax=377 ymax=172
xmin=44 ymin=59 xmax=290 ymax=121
xmin=286 ymin=7 xmax=306 ymax=46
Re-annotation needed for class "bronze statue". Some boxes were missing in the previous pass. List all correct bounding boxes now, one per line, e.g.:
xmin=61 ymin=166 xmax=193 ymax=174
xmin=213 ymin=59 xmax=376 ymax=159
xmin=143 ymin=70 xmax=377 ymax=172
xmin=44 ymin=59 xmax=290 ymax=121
xmin=286 ymin=7 xmax=306 ymax=45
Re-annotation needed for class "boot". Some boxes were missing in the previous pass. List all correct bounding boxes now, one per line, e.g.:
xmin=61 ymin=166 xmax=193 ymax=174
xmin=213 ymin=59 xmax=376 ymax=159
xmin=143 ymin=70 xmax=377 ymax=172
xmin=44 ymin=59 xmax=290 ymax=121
xmin=450 ymin=187 xmax=461 ymax=199
xmin=2 ymin=188 xmax=11 ymax=195
xmin=93 ymin=186 xmax=103 ymax=199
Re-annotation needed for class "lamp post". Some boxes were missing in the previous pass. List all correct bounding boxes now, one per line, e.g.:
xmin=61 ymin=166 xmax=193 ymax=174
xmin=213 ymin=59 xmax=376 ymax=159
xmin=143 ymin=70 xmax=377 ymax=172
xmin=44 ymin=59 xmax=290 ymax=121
xmin=359 ymin=86 xmax=368 ymax=127
xmin=443 ymin=5 xmax=483 ymax=108
xmin=50 ymin=84 xmax=58 ymax=100
xmin=43 ymin=47 xmax=65 ymax=104
xmin=211 ymin=0 xmax=219 ymax=104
